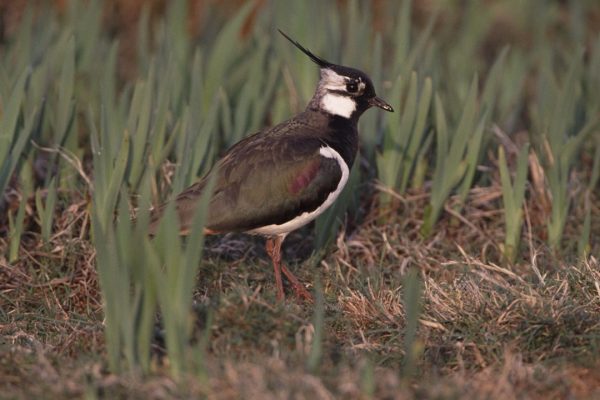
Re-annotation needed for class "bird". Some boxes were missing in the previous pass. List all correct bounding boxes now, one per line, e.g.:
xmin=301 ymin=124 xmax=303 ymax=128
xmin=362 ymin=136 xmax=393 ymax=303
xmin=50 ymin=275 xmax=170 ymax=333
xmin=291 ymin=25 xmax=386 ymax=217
xmin=148 ymin=30 xmax=393 ymax=302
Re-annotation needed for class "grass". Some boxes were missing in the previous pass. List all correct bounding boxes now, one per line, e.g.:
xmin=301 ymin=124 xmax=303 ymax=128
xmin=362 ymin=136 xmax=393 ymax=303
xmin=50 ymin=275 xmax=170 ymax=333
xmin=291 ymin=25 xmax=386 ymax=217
xmin=1 ymin=0 xmax=599 ymax=398
xmin=1 ymin=191 xmax=599 ymax=398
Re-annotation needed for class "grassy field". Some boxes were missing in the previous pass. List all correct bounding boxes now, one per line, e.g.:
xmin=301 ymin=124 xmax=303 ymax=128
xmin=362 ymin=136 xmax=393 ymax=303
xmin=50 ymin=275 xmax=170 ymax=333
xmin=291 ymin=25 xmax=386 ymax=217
xmin=1 ymin=0 xmax=599 ymax=398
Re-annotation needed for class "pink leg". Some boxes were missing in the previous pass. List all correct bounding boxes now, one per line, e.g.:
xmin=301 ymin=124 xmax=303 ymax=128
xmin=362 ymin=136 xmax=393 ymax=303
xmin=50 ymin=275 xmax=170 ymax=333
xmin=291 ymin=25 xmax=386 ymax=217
xmin=266 ymin=235 xmax=313 ymax=303
xmin=266 ymin=237 xmax=285 ymax=301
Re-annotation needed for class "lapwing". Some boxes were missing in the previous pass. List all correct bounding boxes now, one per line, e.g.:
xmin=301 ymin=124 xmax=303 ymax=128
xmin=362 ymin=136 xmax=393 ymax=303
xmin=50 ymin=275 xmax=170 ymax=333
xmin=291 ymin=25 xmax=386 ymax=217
xmin=148 ymin=30 xmax=393 ymax=302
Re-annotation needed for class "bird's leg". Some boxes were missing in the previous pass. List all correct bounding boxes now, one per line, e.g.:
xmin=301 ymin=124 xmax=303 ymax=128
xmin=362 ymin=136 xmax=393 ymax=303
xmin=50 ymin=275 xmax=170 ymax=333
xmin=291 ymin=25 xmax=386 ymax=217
xmin=265 ymin=237 xmax=285 ymax=301
xmin=280 ymin=264 xmax=313 ymax=302
xmin=266 ymin=235 xmax=313 ymax=302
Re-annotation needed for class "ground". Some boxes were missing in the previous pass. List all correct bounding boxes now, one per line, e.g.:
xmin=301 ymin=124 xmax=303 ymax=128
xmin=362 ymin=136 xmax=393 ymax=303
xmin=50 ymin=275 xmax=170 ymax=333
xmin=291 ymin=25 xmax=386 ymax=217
xmin=1 ymin=185 xmax=599 ymax=399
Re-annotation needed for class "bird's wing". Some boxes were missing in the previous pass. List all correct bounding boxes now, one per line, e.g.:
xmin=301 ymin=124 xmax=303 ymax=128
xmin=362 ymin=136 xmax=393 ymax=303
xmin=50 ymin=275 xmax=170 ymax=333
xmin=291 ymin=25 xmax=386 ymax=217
xmin=149 ymin=131 xmax=344 ymax=235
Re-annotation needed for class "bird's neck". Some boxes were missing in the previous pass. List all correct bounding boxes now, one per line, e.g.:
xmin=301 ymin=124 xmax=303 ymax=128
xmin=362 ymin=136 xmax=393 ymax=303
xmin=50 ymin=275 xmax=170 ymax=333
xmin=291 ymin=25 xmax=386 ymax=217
xmin=302 ymin=107 xmax=359 ymax=168
xmin=324 ymin=114 xmax=359 ymax=167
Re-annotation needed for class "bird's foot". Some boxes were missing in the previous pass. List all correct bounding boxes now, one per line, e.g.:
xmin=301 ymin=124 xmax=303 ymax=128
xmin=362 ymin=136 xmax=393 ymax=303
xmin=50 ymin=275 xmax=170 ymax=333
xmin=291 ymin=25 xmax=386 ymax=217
xmin=291 ymin=282 xmax=314 ymax=303
xmin=281 ymin=264 xmax=313 ymax=303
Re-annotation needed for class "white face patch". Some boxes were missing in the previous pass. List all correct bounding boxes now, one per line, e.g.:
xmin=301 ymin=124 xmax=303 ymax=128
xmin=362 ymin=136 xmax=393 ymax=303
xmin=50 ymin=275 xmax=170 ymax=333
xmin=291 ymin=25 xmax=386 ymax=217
xmin=321 ymin=93 xmax=356 ymax=118
xmin=321 ymin=69 xmax=347 ymax=91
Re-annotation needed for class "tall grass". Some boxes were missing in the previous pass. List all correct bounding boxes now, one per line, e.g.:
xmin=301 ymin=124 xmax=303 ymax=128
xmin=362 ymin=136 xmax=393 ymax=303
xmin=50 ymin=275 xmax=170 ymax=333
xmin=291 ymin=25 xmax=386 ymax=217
xmin=376 ymin=72 xmax=432 ymax=206
xmin=421 ymin=77 xmax=488 ymax=237
xmin=1 ymin=0 xmax=598 ymax=377
xmin=498 ymin=144 xmax=529 ymax=264
xmin=530 ymin=49 xmax=599 ymax=250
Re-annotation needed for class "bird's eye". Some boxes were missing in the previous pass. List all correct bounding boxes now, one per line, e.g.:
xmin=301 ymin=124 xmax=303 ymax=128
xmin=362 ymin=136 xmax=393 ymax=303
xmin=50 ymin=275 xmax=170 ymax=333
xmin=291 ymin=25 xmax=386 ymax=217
xmin=346 ymin=81 xmax=358 ymax=93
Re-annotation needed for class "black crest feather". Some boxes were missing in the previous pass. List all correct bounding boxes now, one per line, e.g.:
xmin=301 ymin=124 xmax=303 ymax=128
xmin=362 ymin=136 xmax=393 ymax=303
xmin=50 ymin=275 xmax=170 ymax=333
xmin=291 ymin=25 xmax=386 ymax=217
xmin=278 ymin=29 xmax=331 ymax=68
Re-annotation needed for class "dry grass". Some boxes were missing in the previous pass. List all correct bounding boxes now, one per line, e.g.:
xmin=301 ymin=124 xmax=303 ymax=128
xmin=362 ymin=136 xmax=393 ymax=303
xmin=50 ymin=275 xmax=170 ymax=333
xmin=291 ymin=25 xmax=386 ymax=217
xmin=1 ymin=184 xmax=599 ymax=399
xmin=1 ymin=1 xmax=599 ymax=398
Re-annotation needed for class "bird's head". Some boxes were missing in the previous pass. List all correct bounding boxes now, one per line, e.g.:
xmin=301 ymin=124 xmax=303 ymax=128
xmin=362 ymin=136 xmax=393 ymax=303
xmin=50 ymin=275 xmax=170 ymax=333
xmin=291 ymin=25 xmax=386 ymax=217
xmin=279 ymin=30 xmax=393 ymax=120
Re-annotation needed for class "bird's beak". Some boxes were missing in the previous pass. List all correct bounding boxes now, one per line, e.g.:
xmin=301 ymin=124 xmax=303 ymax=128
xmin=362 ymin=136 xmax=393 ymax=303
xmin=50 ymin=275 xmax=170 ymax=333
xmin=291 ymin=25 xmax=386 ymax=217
xmin=369 ymin=96 xmax=394 ymax=112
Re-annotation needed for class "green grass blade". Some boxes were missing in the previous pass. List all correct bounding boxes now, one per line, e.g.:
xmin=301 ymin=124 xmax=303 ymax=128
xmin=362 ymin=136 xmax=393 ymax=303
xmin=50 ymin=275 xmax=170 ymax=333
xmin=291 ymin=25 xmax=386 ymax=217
xmin=0 ymin=69 xmax=29 ymax=170
xmin=401 ymin=268 xmax=422 ymax=379
xmin=203 ymin=2 xmax=254 ymax=108
xmin=498 ymin=144 xmax=529 ymax=263
xmin=306 ymin=276 xmax=324 ymax=374
xmin=41 ymin=178 xmax=57 ymax=242
xmin=9 ymin=189 xmax=29 ymax=262
xmin=54 ymin=34 xmax=75 ymax=147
